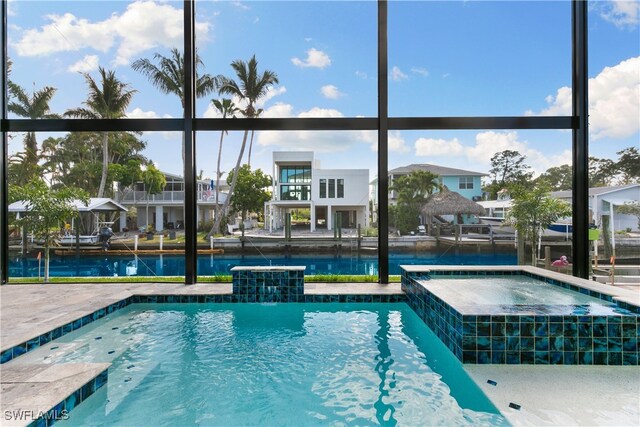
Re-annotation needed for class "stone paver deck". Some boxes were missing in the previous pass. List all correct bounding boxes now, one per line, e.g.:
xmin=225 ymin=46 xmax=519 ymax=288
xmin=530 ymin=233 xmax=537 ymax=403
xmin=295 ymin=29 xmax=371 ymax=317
xmin=1 ymin=280 xmax=638 ymax=426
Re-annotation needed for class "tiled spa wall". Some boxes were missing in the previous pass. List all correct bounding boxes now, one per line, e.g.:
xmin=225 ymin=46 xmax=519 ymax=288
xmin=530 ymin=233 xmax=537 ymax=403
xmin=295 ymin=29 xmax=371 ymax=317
xmin=401 ymin=269 xmax=639 ymax=366
xmin=231 ymin=267 xmax=306 ymax=302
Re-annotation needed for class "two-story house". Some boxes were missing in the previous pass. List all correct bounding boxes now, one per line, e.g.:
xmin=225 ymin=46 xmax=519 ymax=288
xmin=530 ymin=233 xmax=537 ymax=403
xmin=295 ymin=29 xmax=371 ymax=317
xmin=265 ymin=152 xmax=369 ymax=232
xmin=117 ymin=172 xmax=227 ymax=231
xmin=388 ymin=164 xmax=486 ymax=203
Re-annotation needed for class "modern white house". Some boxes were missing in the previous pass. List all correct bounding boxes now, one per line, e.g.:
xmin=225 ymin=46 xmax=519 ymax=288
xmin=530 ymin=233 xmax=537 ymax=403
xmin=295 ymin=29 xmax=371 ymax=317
xmin=552 ymin=184 xmax=640 ymax=231
xmin=117 ymin=172 xmax=227 ymax=232
xmin=265 ymin=151 xmax=369 ymax=232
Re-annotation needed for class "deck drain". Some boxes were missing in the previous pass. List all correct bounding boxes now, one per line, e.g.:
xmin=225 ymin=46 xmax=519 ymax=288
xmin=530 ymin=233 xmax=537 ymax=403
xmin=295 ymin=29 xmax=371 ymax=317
xmin=112 ymin=327 xmax=119 ymax=330
xmin=127 ymin=365 xmax=135 ymax=369
xmin=487 ymin=379 xmax=497 ymax=386
xmin=124 ymin=377 xmax=132 ymax=382
xmin=50 ymin=346 xmax=59 ymax=350
xmin=95 ymin=336 xmax=102 ymax=340
xmin=108 ymin=350 xmax=115 ymax=354
xmin=509 ymin=403 xmax=521 ymax=410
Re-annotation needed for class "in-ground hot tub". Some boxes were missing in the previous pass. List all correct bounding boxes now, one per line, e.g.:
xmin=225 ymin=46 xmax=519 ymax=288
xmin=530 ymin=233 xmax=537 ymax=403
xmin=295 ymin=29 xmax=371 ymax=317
xmin=401 ymin=266 xmax=639 ymax=365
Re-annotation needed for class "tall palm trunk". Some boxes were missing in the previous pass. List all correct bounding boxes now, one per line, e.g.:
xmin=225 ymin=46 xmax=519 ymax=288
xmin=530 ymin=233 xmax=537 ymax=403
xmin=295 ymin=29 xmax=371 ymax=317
xmin=247 ymin=130 xmax=255 ymax=168
xmin=97 ymin=132 xmax=109 ymax=198
xmin=25 ymin=131 xmax=38 ymax=165
xmin=207 ymin=129 xmax=248 ymax=238
xmin=215 ymin=129 xmax=225 ymax=226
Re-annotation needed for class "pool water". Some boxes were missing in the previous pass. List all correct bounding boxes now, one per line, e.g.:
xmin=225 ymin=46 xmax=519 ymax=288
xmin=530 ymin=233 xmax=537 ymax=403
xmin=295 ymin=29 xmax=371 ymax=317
xmin=21 ymin=303 xmax=507 ymax=426
xmin=419 ymin=276 xmax=628 ymax=315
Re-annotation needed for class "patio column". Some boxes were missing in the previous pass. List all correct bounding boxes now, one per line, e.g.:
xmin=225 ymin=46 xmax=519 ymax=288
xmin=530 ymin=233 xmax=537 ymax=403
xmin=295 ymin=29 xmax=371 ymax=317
xmin=119 ymin=213 xmax=126 ymax=231
xmin=155 ymin=205 xmax=164 ymax=231
xmin=310 ymin=201 xmax=316 ymax=232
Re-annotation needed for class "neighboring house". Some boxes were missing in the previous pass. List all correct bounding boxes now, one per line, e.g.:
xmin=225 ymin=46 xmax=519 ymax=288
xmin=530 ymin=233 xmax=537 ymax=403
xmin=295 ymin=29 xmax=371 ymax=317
xmin=117 ymin=172 xmax=227 ymax=231
xmin=265 ymin=151 xmax=369 ymax=232
xmin=552 ymin=184 xmax=640 ymax=231
xmin=387 ymin=164 xmax=487 ymax=204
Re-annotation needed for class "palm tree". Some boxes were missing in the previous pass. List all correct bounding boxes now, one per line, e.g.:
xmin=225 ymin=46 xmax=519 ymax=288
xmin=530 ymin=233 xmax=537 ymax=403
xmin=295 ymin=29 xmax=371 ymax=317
xmin=211 ymin=98 xmax=240 ymax=226
xmin=131 ymin=48 xmax=222 ymax=162
xmin=64 ymin=67 xmax=136 ymax=198
xmin=246 ymin=107 xmax=264 ymax=168
xmin=7 ymin=83 xmax=60 ymax=170
xmin=207 ymin=55 xmax=279 ymax=238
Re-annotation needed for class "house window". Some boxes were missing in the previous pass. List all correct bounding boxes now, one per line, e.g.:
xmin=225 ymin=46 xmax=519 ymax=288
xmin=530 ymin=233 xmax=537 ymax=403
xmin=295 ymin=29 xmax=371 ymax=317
xmin=459 ymin=176 xmax=474 ymax=190
xmin=280 ymin=166 xmax=311 ymax=184
xmin=319 ymin=179 xmax=326 ymax=198
xmin=280 ymin=185 xmax=311 ymax=201
xmin=337 ymin=179 xmax=344 ymax=198
xmin=329 ymin=179 xmax=335 ymax=198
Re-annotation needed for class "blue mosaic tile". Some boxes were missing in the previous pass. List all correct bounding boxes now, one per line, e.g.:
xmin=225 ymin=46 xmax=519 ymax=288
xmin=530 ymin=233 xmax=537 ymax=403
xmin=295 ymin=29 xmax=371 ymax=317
xmin=26 ymin=337 xmax=40 ymax=351
xmin=622 ymin=353 xmax=638 ymax=365
xmin=506 ymin=351 xmax=520 ymax=364
xmin=39 ymin=331 xmax=52 ymax=346
xmin=520 ymin=351 xmax=535 ymax=364
xmin=535 ymin=351 xmax=550 ymax=364
xmin=550 ymin=351 xmax=563 ymax=364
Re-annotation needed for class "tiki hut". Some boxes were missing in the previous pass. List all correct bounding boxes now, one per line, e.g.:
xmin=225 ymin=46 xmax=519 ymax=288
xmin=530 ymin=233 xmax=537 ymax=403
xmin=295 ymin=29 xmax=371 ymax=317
xmin=420 ymin=187 xmax=486 ymax=234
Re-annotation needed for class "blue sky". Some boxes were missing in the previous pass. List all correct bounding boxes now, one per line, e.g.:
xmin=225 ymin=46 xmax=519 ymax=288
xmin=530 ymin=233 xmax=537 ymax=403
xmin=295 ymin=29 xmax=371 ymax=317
xmin=6 ymin=0 xmax=640 ymax=185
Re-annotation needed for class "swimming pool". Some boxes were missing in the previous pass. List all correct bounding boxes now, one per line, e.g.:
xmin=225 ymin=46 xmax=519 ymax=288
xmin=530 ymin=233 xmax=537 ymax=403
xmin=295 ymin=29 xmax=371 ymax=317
xmin=8 ymin=251 xmax=517 ymax=278
xmin=14 ymin=303 xmax=507 ymax=426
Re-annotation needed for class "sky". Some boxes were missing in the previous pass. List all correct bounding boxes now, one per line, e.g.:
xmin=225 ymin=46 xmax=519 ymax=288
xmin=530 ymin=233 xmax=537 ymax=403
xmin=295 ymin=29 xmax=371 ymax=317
xmin=6 ymin=0 xmax=640 ymax=186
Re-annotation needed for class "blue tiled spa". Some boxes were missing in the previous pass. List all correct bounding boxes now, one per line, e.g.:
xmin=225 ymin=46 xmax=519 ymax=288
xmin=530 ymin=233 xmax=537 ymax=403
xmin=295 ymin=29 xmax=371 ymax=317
xmin=401 ymin=266 xmax=639 ymax=366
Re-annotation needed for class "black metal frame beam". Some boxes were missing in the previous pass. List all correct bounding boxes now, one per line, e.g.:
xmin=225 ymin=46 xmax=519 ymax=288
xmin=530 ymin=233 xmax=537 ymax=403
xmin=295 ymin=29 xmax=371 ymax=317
xmin=378 ymin=0 xmax=389 ymax=284
xmin=184 ymin=0 xmax=197 ymax=284
xmin=572 ymin=0 xmax=589 ymax=278
xmin=0 ymin=0 xmax=589 ymax=285
xmin=1 ymin=0 xmax=8 ymax=284
xmin=6 ymin=115 xmax=571 ymax=133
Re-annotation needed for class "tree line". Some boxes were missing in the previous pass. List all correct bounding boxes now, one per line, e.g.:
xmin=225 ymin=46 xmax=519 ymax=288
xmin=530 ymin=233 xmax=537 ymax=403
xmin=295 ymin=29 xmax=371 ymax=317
xmin=7 ymin=51 xmax=279 ymax=237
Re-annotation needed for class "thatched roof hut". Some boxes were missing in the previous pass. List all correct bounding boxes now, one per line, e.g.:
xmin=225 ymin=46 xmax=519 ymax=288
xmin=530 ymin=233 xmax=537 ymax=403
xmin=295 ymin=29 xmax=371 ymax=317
xmin=421 ymin=188 xmax=486 ymax=217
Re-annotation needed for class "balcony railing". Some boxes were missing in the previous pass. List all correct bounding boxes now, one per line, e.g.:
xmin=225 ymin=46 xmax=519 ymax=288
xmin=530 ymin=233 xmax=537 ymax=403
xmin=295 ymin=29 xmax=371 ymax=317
xmin=119 ymin=190 xmax=219 ymax=203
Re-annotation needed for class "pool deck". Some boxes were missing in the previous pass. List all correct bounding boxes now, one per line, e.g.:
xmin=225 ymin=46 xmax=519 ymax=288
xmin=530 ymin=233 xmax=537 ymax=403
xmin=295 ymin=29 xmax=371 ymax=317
xmin=1 ymin=280 xmax=639 ymax=426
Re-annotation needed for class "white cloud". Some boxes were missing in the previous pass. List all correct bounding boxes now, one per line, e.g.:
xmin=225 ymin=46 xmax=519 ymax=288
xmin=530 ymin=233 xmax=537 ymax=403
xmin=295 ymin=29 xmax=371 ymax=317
xmin=600 ymin=0 xmax=639 ymax=28
xmin=527 ymin=56 xmax=640 ymax=140
xmin=298 ymin=107 xmax=343 ymax=118
xmin=467 ymin=131 xmax=570 ymax=176
xmin=12 ymin=1 xmax=211 ymax=66
xmin=7 ymin=0 xmax=17 ymax=17
xmin=126 ymin=108 xmax=172 ymax=119
xmin=389 ymin=131 xmax=410 ymax=153
xmin=291 ymin=48 xmax=331 ymax=69
xmin=355 ymin=70 xmax=368 ymax=79
xmin=258 ymin=107 xmax=377 ymax=153
xmin=411 ymin=131 xmax=571 ymax=176
xmin=231 ymin=1 xmax=250 ymax=11
xmin=415 ymin=137 xmax=464 ymax=157
xmin=391 ymin=66 xmax=408 ymax=81
xmin=261 ymin=102 xmax=294 ymax=118
xmin=67 ymin=54 xmax=99 ymax=73
xmin=320 ymin=84 xmax=344 ymax=99
xmin=255 ymin=86 xmax=287 ymax=108
xmin=411 ymin=67 xmax=429 ymax=77
xmin=442 ymin=73 xmax=450 ymax=79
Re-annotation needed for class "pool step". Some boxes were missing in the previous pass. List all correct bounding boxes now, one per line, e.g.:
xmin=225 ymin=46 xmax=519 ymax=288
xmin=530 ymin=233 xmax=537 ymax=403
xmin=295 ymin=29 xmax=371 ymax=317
xmin=0 ymin=362 xmax=110 ymax=426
